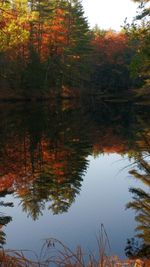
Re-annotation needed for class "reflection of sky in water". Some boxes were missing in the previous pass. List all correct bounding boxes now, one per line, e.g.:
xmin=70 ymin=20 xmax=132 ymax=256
xmin=1 ymin=153 xmax=144 ymax=259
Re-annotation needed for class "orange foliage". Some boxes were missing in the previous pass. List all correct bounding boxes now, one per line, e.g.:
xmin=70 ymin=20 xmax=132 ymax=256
xmin=91 ymin=31 xmax=129 ymax=64
xmin=0 ymin=174 xmax=14 ymax=192
xmin=39 ymin=8 xmax=69 ymax=60
xmin=93 ymin=129 xmax=126 ymax=154
xmin=0 ymin=4 xmax=75 ymax=62
xmin=0 ymin=125 xmax=140 ymax=197
xmin=0 ymin=137 xmax=72 ymax=195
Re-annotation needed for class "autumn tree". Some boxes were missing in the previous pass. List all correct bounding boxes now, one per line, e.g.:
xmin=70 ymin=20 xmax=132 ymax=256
xmin=40 ymin=0 xmax=91 ymax=89
xmin=90 ymin=28 xmax=139 ymax=93
xmin=0 ymin=0 xmax=31 ymax=90
xmin=0 ymin=0 xmax=91 ymax=96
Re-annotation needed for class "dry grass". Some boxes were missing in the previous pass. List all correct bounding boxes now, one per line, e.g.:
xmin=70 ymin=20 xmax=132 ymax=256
xmin=0 ymin=225 xmax=144 ymax=267
xmin=0 ymin=246 xmax=143 ymax=267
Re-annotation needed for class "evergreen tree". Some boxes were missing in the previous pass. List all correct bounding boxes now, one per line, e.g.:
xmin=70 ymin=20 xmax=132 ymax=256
xmin=127 ymin=0 xmax=150 ymax=97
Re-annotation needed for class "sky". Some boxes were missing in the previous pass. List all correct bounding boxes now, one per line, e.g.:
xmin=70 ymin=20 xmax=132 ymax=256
xmin=82 ymin=0 xmax=139 ymax=31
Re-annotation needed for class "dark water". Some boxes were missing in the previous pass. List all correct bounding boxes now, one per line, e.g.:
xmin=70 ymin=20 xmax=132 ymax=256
xmin=0 ymin=99 xmax=150 ymax=260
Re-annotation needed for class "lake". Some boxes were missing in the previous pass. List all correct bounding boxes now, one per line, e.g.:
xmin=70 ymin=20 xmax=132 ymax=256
xmin=0 ymin=99 xmax=150 ymax=261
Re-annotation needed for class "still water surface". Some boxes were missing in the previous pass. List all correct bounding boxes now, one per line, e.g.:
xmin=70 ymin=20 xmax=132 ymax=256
xmin=0 ymin=100 xmax=149 ymax=259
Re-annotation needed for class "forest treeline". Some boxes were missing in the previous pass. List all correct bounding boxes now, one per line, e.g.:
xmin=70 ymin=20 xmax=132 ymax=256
xmin=0 ymin=0 xmax=149 ymax=98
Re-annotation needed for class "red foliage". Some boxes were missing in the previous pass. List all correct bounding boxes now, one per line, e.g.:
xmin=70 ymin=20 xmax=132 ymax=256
xmin=91 ymin=31 xmax=129 ymax=65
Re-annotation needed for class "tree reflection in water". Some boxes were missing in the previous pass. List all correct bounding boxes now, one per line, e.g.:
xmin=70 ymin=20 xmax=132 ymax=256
xmin=0 ymin=191 xmax=13 ymax=247
xmin=0 ymin=100 xmax=150 ymax=249
xmin=126 ymin=133 xmax=150 ymax=258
